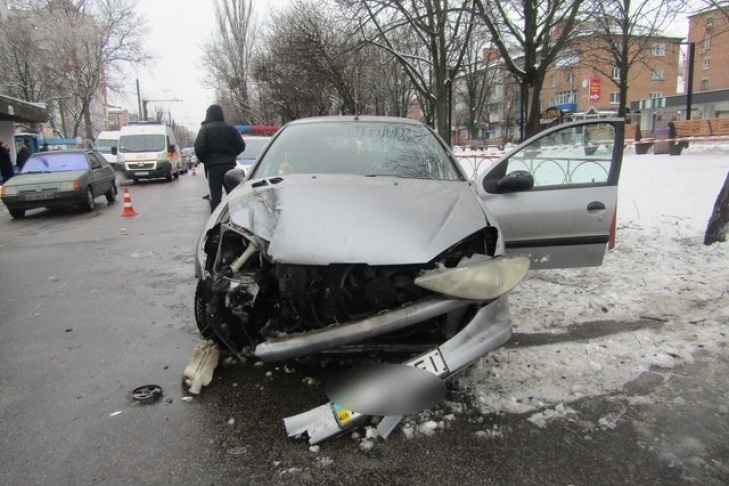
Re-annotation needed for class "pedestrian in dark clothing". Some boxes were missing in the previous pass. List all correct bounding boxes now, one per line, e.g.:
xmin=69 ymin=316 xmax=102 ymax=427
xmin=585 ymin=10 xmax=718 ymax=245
xmin=194 ymin=104 xmax=245 ymax=212
xmin=0 ymin=141 xmax=13 ymax=184
xmin=16 ymin=138 xmax=31 ymax=172
xmin=40 ymin=142 xmax=49 ymax=152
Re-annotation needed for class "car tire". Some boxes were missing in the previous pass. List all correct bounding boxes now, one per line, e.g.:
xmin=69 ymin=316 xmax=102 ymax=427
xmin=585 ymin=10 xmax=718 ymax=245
xmin=105 ymin=183 xmax=117 ymax=203
xmin=8 ymin=208 xmax=25 ymax=219
xmin=194 ymin=280 xmax=217 ymax=340
xmin=165 ymin=170 xmax=173 ymax=182
xmin=81 ymin=187 xmax=95 ymax=212
xmin=173 ymin=169 xmax=180 ymax=179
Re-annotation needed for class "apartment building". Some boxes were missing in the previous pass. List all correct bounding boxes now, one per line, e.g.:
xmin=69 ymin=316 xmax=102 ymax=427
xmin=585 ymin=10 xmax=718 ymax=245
xmin=687 ymin=3 xmax=729 ymax=93
xmin=541 ymin=34 xmax=682 ymax=116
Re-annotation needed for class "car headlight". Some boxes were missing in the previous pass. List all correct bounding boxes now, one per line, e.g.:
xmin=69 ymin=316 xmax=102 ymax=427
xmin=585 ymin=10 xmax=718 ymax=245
xmin=2 ymin=186 xmax=18 ymax=196
xmin=59 ymin=181 xmax=77 ymax=191
xmin=414 ymin=255 xmax=530 ymax=301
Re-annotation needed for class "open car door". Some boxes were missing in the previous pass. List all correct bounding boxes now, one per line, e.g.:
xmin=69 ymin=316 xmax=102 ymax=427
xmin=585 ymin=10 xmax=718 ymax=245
xmin=478 ymin=119 xmax=624 ymax=269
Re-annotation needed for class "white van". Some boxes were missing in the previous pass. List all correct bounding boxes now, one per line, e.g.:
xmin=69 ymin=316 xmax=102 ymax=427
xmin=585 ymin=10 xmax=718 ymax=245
xmin=95 ymin=130 xmax=120 ymax=168
xmin=115 ymin=122 xmax=185 ymax=182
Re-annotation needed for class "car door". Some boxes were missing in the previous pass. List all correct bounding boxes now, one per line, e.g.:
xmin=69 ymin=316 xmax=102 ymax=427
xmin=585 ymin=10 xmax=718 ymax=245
xmin=87 ymin=152 xmax=109 ymax=195
xmin=477 ymin=119 xmax=624 ymax=269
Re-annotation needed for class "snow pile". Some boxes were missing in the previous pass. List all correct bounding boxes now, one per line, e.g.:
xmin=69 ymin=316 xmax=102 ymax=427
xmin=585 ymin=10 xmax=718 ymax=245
xmin=463 ymin=151 xmax=729 ymax=417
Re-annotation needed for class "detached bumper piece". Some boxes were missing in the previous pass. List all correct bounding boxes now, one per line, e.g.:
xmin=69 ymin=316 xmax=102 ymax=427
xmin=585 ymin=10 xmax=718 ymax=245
xmin=284 ymin=298 xmax=512 ymax=444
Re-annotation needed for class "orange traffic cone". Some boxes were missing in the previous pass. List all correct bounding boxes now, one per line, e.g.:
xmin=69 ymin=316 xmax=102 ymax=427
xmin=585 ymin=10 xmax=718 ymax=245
xmin=121 ymin=188 xmax=138 ymax=217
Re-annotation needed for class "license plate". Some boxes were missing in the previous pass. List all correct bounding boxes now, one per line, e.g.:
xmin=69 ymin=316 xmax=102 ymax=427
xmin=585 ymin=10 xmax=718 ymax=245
xmin=24 ymin=192 xmax=55 ymax=201
xmin=331 ymin=347 xmax=449 ymax=428
xmin=135 ymin=171 xmax=149 ymax=176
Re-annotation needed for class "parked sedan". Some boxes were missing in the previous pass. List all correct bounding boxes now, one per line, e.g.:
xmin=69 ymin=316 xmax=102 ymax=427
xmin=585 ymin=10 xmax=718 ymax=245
xmin=0 ymin=149 xmax=117 ymax=219
xmin=194 ymin=116 xmax=624 ymax=443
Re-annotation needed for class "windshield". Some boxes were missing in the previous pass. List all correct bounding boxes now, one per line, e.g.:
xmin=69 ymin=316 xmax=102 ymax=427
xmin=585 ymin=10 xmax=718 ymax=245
xmin=238 ymin=138 xmax=270 ymax=161
xmin=22 ymin=153 xmax=89 ymax=173
xmin=95 ymin=139 xmax=117 ymax=154
xmin=250 ymin=121 xmax=463 ymax=181
xmin=118 ymin=134 xmax=165 ymax=153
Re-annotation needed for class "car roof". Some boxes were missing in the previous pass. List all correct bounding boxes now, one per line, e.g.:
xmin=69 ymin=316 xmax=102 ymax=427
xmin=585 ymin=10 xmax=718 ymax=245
xmin=287 ymin=115 xmax=424 ymax=126
xmin=31 ymin=149 xmax=94 ymax=156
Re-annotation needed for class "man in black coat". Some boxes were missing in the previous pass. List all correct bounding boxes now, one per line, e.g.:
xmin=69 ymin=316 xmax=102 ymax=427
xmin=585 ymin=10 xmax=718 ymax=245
xmin=16 ymin=138 xmax=31 ymax=172
xmin=194 ymin=104 xmax=245 ymax=212
xmin=0 ymin=141 xmax=13 ymax=184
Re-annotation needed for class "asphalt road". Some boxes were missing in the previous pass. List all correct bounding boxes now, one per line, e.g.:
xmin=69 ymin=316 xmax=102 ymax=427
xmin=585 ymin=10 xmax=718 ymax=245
xmin=0 ymin=172 xmax=727 ymax=486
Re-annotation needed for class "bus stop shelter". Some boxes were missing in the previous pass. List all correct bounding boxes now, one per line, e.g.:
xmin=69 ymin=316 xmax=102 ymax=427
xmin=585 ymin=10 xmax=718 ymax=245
xmin=0 ymin=93 xmax=49 ymax=161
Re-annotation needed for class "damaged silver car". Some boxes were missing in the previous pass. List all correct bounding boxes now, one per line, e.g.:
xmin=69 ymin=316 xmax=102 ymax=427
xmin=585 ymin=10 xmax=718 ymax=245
xmin=194 ymin=116 xmax=624 ymax=443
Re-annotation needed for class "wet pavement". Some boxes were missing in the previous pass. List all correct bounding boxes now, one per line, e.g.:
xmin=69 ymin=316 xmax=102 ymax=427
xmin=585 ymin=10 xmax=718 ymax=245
xmin=0 ymin=173 xmax=726 ymax=486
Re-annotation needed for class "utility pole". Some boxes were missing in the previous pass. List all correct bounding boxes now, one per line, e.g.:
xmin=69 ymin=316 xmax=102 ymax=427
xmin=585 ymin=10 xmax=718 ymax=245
xmin=136 ymin=78 xmax=143 ymax=119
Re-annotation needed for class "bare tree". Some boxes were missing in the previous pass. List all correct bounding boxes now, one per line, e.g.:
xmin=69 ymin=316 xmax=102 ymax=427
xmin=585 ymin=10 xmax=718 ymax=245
xmin=342 ymin=0 xmax=476 ymax=141
xmin=36 ymin=0 xmax=148 ymax=139
xmin=474 ymin=0 xmax=587 ymax=138
xmin=581 ymin=0 xmax=688 ymax=118
xmin=201 ymin=0 xmax=258 ymax=123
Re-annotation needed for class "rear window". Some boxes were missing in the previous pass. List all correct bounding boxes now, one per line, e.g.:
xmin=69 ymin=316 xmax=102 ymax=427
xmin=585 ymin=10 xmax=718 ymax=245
xmin=119 ymin=134 xmax=165 ymax=153
xmin=22 ymin=153 xmax=89 ymax=173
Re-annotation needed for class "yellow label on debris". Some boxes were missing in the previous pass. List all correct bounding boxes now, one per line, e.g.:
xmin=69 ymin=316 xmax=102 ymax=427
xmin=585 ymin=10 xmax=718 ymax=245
xmin=337 ymin=408 xmax=352 ymax=424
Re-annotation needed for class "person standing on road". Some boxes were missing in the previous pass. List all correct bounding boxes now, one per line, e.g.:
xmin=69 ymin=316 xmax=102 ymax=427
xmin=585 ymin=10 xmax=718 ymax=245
xmin=16 ymin=138 xmax=31 ymax=172
xmin=194 ymin=104 xmax=245 ymax=212
xmin=0 ymin=141 xmax=13 ymax=184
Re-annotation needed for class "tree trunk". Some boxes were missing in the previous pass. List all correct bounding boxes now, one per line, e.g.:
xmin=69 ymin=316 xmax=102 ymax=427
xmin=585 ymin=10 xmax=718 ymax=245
xmin=704 ymin=171 xmax=729 ymax=245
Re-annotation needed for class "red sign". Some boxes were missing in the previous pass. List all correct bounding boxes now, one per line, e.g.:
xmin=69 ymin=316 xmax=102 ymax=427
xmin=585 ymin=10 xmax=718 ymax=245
xmin=589 ymin=78 xmax=601 ymax=101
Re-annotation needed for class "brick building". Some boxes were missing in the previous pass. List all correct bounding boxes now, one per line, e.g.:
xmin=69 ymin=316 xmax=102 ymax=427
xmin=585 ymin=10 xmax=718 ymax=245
xmin=687 ymin=3 xmax=729 ymax=93
xmin=541 ymin=34 xmax=682 ymax=116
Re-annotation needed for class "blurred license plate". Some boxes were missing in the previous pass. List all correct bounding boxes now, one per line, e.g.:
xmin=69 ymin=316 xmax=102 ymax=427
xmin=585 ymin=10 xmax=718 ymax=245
xmin=25 ymin=192 xmax=55 ymax=201
xmin=135 ymin=171 xmax=149 ymax=176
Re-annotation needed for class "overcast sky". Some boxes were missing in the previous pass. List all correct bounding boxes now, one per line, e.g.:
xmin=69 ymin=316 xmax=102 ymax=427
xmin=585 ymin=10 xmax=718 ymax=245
xmin=115 ymin=0 xmax=289 ymax=134
xmin=118 ymin=0 xmax=691 ymax=135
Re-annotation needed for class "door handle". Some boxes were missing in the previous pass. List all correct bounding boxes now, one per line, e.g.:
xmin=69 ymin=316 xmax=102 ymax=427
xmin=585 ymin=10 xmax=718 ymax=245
xmin=587 ymin=201 xmax=606 ymax=212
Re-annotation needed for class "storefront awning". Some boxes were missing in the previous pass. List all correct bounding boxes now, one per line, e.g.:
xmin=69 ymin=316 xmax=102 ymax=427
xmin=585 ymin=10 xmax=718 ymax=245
xmin=0 ymin=93 xmax=49 ymax=123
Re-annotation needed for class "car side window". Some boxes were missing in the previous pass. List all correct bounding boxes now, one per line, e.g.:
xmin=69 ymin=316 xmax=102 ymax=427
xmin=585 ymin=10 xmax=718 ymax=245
xmin=500 ymin=122 xmax=616 ymax=189
xmin=93 ymin=153 xmax=109 ymax=168
xmin=89 ymin=153 xmax=102 ymax=169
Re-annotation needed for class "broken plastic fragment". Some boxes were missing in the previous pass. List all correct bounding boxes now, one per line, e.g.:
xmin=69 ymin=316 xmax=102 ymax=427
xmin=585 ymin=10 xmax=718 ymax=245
xmin=182 ymin=341 xmax=220 ymax=394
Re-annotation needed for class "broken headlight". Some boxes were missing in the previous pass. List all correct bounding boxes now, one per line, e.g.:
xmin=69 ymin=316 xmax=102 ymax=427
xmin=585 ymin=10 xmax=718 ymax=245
xmin=414 ymin=255 xmax=530 ymax=301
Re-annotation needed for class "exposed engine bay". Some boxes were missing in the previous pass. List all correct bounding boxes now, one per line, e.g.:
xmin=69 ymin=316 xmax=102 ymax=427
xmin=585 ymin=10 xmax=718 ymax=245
xmin=195 ymin=213 xmax=498 ymax=357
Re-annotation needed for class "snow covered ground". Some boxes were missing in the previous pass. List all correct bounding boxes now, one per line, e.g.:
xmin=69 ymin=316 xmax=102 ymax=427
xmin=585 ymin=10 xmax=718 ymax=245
xmin=459 ymin=144 xmax=729 ymax=426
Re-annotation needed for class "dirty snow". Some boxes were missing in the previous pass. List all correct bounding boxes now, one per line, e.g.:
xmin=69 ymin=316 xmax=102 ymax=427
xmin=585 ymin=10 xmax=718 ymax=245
xmin=460 ymin=145 xmax=729 ymax=419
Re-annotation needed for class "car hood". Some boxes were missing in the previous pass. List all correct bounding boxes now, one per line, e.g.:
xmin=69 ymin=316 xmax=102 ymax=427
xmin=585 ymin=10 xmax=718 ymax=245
xmin=227 ymin=174 xmax=489 ymax=265
xmin=4 ymin=171 xmax=86 ymax=187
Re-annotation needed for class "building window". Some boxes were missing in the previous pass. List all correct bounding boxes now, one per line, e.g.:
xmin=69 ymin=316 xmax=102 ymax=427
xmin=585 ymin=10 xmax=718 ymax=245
xmin=701 ymin=79 xmax=709 ymax=90
xmin=550 ymin=75 xmax=556 ymax=88
xmin=652 ymin=43 xmax=666 ymax=57
xmin=706 ymin=16 xmax=714 ymax=32
xmin=651 ymin=69 xmax=664 ymax=80
xmin=704 ymin=36 xmax=712 ymax=50
xmin=565 ymin=72 xmax=573 ymax=87
xmin=611 ymin=67 xmax=621 ymax=80
xmin=703 ymin=57 xmax=711 ymax=70
xmin=609 ymin=92 xmax=620 ymax=105
xmin=650 ymin=92 xmax=663 ymax=99
xmin=555 ymin=90 xmax=577 ymax=105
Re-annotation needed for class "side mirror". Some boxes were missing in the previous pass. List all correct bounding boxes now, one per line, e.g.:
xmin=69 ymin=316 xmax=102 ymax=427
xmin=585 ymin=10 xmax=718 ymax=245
xmin=111 ymin=146 xmax=117 ymax=155
xmin=496 ymin=170 xmax=534 ymax=193
xmin=223 ymin=167 xmax=246 ymax=192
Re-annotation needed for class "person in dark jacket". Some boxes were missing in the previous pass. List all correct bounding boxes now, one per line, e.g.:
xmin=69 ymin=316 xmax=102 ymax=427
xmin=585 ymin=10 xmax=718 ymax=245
xmin=194 ymin=104 xmax=245 ymax=212
xmin=16 ymin=138 xmax=31 ymax=172
xmin=0 ymin=141 xmax=13 ymax=184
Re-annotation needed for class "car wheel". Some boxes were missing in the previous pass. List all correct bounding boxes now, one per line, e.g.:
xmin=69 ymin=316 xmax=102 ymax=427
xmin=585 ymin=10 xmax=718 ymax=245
xmin=165 ymin=170 xmax=173 ymax=182
xmin=81 ymin=187 xmax=95 ymax=212
xmin=105 ymin=183 xmax=117 ymax=203
xmin=194 ymin=280 xmax=217 ymax=340
xmin=8 ymin=208 xmax=25 ymax=219
xmin=173 ymin=169 xmax=180 ymax=179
